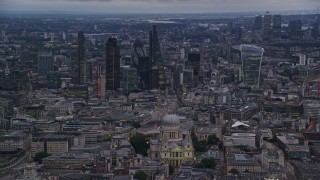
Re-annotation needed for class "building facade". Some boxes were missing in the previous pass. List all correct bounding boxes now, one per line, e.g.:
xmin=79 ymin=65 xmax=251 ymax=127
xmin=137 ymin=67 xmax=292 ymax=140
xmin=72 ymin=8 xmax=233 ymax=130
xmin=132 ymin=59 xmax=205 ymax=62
xmin=148 ymin=114 xmax=194 ymax=168
xmin=240 ymin=44 xmax=264 ymax=87
xmin=106 ymin=37 xmax=120 ymax=91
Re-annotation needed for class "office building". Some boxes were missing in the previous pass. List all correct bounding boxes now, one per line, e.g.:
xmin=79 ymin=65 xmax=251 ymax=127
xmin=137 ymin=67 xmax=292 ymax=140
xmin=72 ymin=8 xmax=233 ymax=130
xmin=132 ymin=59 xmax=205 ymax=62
xmin=273 ymin=14 xmax=282 ymax=39
xmin=106 ymin=37 xmax=120 ymax=91
xmin=240 ymin=44 xmax=264 ymax=87
xmin=38 ymin=53 xmax=53 ymax=75
xmin=253 ymin=15 xmax=263 ymax=31
xmin=149 ymin=24 xmax=166 ymax=90
xmin=263 ymin=11 xmax=271 ymax=32
xmin=289 ymin=20 xmax=303 ymax=40
xmin=0 ymin=131 xmax=31 ymax=151
xmin=138 ymin=56 xmax=152 ymax=90
xmin=42 ymin=152 xmax=94 ymax=170
xmin=72 ymin=31 xmax=85 ymax=85
xmin=120 ymin=65 xmax=138 ymax=93
xmin=187 ymin=52 xmax=201 ymax=77
xmin=132 ymin=39 xmax=146 ymax=67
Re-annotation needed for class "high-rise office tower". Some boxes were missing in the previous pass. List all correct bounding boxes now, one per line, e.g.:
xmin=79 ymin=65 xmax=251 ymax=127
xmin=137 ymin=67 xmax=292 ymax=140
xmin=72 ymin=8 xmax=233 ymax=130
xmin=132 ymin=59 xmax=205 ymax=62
xmin=149 ymin=24 xmax=166 ymax=90
xmin=240 ymin=45 xmax=264 ymax=88
xmin=132 ymin=39 xmax=146 ymax=67
xmin=273 ymin=14 xmax=282 ymax=39
xmin=72 ymin=31 xmax=85 ymax=85
xmin=253 ymin=15 xmax=263 ymax=31
xmin=120 ymin=65 xmax=138 ymax=93
xmin=187 ymin=53 xmax=201 ymax=77
xmin=38 ymin=53 xmax=53 ymax=75
xmin=263 ymin=11 xmax=271 ymax=31
xmin=288 ymin=20 xmax=303 ymax=40
xmin=105 ymin=37 xmax=120 ymax=91
xmin=138 ymin=56 xmax=152 ymax=90
xmin=263 ymin=11 xmax=272 ymax=39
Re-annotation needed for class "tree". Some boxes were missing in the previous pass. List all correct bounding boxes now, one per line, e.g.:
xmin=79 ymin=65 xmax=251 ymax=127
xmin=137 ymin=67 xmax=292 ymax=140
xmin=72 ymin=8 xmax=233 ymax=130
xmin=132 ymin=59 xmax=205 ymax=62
xmin=130 ymin=135 xmax=150 ymax=156
xmin=133 ymin=170 xmax=147 ymax=180
xmin=191 ymin=131 xmax=208 ymax=152
xmin=33 ymin=151 xmax=50 ymax=164
xmin=201 ymin=158 xmax=216 ymax=169
xmin=195 ymin=158 xmax=216 ymax=169
xmin=207 ymin=134 xmax=218 ymax=145
xmin=132 ymin=121 xmax=141 ymax=128
xmin=229 ymin=168 xmax=240 ymax=174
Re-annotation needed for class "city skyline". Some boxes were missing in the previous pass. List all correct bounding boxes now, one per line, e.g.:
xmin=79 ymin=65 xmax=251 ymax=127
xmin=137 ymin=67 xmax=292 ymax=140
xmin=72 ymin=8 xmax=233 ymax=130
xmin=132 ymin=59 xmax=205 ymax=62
xmin=1 ymin=0 xmax=320 ymax=14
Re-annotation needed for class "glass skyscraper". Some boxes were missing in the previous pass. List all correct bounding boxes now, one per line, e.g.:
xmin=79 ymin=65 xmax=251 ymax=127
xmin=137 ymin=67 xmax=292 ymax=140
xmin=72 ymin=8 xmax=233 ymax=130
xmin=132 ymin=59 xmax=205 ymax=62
xmin=149 ymin=24 xmax=166 ymax=90
xmin=106 ymin=37 xmax=120 ymax=91
xmin=240 ymin=45 xmax=264 ymax=88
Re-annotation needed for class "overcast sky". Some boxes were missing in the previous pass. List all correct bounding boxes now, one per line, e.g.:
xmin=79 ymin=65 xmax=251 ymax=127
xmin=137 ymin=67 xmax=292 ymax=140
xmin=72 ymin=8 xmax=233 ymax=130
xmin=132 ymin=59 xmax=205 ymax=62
xmin=0 ymin=0 xmax=319 ymax=13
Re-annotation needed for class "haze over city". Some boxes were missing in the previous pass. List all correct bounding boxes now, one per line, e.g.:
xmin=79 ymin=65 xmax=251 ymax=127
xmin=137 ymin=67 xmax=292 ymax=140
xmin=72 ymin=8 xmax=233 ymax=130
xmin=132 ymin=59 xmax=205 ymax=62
xmin=1 ymin=0 xmax=320 ymax=13
xmin=1 ymin=0 xmax=320 ymax=179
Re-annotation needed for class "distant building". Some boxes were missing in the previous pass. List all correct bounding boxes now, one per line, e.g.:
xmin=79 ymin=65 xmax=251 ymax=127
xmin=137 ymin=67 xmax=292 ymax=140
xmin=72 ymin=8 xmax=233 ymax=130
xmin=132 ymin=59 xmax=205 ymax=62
xmin=31 ymin=132 xmax=84 ymax=156
xmin=120 ymin=65 xmax=138 ymax=93
xmin=106 ymin=37 xmax=120 ymax=91
xmin=240 ymin=44 xmax=264 ymax=87
xmin=226 ymin=154 xmax=261 ymax=173
xmin=273 ymin=14 xmax=282 ymax=39
xmin=149 ymin=24 xmax=166 ymax=90
xmin=42 ymin=152 xmax=94 ymax=170
xmin=72 ymin=31 xmax=85 ymax=85
xmin=289 ymin=20 xmax=303 ymax=40
xmin=138 ymin=56 xmax=152 ymax=90
xmin=38 ymin=53 xmax=53 ymax=75
xmin=187 ymin=53 xmax=201 ymax=77
xmin=253 ymin=15 xmax=263 ymax=31
xmin=132 ymin=38 xmax=147 ymax=67
xmin=0 ymin=131 xmax=31 ymax=151
xmin=263 ymin=11 xmax=271 ymax=31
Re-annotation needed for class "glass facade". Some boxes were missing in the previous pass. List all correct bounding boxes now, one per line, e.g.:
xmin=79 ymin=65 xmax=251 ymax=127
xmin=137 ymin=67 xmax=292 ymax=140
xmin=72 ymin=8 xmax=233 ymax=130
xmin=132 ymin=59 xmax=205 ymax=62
xmin=240 ymin=45 xmax=264 ymax=87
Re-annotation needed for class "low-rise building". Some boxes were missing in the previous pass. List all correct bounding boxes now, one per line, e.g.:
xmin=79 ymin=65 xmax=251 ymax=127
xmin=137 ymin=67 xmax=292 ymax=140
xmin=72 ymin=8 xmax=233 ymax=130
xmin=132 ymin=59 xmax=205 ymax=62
xmin=42 ymin=152 xmax=95 ymax=170
xmin=0 ymin=131 xmax=31 ymax=151
xmin=226 ymin=153 xmax=261 ymax=173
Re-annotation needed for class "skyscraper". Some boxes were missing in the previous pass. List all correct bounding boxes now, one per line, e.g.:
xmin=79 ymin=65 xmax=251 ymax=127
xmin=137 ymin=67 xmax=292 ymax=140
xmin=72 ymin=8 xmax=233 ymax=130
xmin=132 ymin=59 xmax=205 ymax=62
xmin=72 ymin=31 xmax=85 ymax=85
xmin=105 ymin=37 xmax=120 ymax=91
xmin=149 ymin=24 xmax=166 ymax=90
xmin=187 ymin=53 xmax=201 ymax=77
xmin=132 ymin=39 xmax=146 ymax=67
xmin=263 ymin=11 xmax=271 ymax=31
xmin=273 ymin=14 xmax=282 ymax=39
xmin=38 ymin=53 xmax=53 ymax=76
xmin=240 ymin=45 xmax=264 ymax=88
xmin=288 ymin=20 xmax=303 ymax=40
xmin=138 ymin=56 xmax=152 ymax=90
xmin=253 ymin=15 xmax=263 ymax=31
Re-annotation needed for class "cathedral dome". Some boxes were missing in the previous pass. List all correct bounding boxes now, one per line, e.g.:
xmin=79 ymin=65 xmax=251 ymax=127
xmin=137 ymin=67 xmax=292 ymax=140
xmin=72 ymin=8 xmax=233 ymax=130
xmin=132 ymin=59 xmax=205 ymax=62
xmin=163 ymin=114 xmax=180 ymax=124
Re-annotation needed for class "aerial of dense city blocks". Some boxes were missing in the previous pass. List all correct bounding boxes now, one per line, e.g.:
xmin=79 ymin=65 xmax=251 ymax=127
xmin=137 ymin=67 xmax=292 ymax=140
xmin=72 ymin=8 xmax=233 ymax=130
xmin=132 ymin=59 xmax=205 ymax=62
xmin=0 ymin=6 xmax=320 ymax=180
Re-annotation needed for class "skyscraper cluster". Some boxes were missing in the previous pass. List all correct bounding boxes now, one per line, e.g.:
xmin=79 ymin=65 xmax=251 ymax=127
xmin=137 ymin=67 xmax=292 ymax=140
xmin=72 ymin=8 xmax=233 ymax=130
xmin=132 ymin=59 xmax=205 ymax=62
xmin=253 ymin=12 xmax=282 ymax=40
xmin=71 ymin=25 xmax=166 ymax=94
